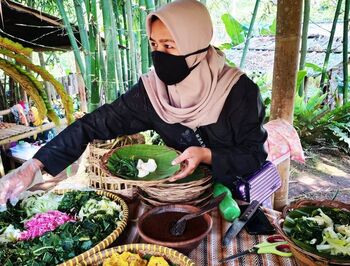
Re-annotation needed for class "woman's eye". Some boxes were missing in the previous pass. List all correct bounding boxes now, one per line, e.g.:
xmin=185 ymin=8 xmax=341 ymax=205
xmin=150 ymin=42 xmax=157 ymax=47
xmin=164 ymin=44 xmax=174 ymax=49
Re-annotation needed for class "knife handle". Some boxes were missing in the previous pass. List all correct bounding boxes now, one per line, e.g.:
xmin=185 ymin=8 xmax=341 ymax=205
xmin=240 ymin=200 xmax=260 ymax=221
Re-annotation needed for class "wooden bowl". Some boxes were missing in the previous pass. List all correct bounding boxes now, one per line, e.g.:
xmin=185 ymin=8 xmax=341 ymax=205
xmin=137 ymin=204 xmax=212 ymax=254
xmin=274 ymin=199 xmax=350 ymax=266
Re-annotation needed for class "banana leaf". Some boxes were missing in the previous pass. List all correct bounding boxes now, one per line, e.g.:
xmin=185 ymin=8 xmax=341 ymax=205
xmin=283 ymin=206 xmax=350 ymax=262
xmin=173 ymin=166 xmax=207 ymax=184
xmin=107 ymin=144 xmax=180 ymax=181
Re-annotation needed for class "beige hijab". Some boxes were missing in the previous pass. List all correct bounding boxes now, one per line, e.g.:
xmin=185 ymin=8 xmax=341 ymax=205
xmin=141 ymin=0 xmax=244 ymax=130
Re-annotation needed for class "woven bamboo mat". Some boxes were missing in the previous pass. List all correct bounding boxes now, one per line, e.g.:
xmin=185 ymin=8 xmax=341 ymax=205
xmin=0 ymin=123 xmax=34 ymax=141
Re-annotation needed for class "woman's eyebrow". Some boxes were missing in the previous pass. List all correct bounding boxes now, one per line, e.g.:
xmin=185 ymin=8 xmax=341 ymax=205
xmin=149 ymin=37 xmax=175 ymax=43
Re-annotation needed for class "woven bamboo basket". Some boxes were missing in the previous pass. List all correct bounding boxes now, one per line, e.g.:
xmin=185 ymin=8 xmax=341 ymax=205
xmin=79 ymin=244 xmax=195 ymax=266
xmin=88 ymin=134 xmax=145 ymax=197
xmin=54 ymin=189 xmax=129 ymax=266
xmin=100 ymin=145 xmax=185 ymax=187
xmin=274 ymin=199 xmax=350 ymax=266
xmin=139 ymin=188 xmax=213 ymax=207
xmin=138 ymin=166 xmax=213 ymax=206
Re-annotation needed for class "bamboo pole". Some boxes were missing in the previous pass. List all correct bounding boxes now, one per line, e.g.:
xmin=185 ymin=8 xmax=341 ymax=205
xmin=298 ymin=0 xmax=310 ymax=97
xmin=140 ymin=0 xmax=149 ymax=73
xmin=240 ymin=0 xmax=260 ymax=69
xmin=112 ymin=0 xmax=128 ymax=92
xmin=85 ymin=0 xmax=100 ymax=111
xmin=101 ymin=0 xmax=118 ymax=102
xmin=56 ymin=1 xmax=85 ymax=75
xmin=122 ymin=3 xmax=132 ymax=88
xmin=125 ymin=0 xmax=138 ymax=84
xmin=146 ymin=0 xmax=155 ymax=68
xmin=270 ymin=0 xmax=303 ymax=210
xmin=320 ymin=0 xmax=343 ymax=90
xmin=343 ymin=0 xmax=349 ymax=103
xmin=74 ymin=0 xmax=91 ymax=99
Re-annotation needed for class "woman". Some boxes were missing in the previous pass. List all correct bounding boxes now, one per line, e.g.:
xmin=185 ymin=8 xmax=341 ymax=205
xmin=0 ymin=0 xmax=267 ymax=210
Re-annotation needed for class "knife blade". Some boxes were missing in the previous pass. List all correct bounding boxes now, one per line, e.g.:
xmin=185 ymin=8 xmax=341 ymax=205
xmin=222 ymin=200 xmax=260 ymax=246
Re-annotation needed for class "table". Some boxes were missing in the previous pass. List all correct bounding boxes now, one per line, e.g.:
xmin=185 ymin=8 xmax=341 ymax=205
xmin=115 ymin=200 xmax=297 ymax=266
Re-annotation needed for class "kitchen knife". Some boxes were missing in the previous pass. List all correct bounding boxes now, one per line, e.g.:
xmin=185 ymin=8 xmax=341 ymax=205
xmin=222 ymin=200 xmax=260 ymax=246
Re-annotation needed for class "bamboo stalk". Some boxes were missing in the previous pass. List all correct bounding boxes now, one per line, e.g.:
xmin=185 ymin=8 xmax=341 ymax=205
xmin=343 ymin=0 xmax=349 ymax=103
xmin=101 ymin=0 xmax=118 ymax=102
xmin=112 ymin=0 xmax=128 ymax=92
xmin=122 ymin=4 xmax=132 ymax=88
xmin=240 ymin=0 xmax=260 ymax=69
xmin=74 ymin=0 xmax=91 ymax=98
xmin=56 ymin=0 xmax=85 ymax=75
xmin=125 ymin=0 xmax=138 ymax=84
xmin=298 ymin=0 xmax=310 ymax=97
xmin=145 ymin=0 xmax=155 ymax=68
xmin=139 ymin=0 xmax=149 ymax=73
xmin=320 ymin=0 xmax=343 ymax=89
xmin=86 ymin=0 xmax=100 ymax=111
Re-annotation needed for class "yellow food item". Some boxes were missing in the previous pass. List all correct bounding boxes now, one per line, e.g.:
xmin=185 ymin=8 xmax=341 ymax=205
xmin=148 ymin=256 xmax=169 ymax=266
xmin=103 ymin=251 xmax=147 ymax=266
xmin=102 ymin=252 xmax=169 ymax=266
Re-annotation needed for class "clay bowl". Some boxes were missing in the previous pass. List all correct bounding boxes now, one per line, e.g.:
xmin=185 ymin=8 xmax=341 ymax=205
xmin=137 ymin=204 xmax=213 ymax=254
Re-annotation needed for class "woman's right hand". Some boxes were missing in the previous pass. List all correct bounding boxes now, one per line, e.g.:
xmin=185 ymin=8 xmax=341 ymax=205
xmin=0 ymin=158 xmax=43 ymax=211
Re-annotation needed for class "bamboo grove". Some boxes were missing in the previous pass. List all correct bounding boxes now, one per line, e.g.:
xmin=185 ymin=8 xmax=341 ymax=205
xmin=0 ymin=37 xmax=74 ymax=125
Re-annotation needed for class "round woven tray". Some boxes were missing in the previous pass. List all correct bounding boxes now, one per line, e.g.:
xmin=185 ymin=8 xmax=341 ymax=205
xmin=100 ymin=145 xmax=185 ymax=187
xmin=54 ymin=189 xmax=129 ymax=266
xmin=79 ymin=244 xmax=195 ymax=266
xmin=274 ymin=199 xmax=350 ymax=266
xmin=88 ymin=134 xmax=144 ymax=197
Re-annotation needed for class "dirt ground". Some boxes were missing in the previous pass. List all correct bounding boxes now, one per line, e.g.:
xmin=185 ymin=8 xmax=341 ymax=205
xmin=289 ymin=146 xmax=350 ymax=203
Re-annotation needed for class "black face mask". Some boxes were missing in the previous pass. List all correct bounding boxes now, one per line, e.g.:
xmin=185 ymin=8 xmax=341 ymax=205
xmin=151 ymin=45 xmax=210 ymax=85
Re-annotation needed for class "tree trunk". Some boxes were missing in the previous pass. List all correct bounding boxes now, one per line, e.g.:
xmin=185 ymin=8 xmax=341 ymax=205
xmin=343 ymin=0 xmax=349 ymax=103
xmin=298 ymin=0 xmax=310 ymax=97
xmin=270 ymin=0 xmax=303 ymax=210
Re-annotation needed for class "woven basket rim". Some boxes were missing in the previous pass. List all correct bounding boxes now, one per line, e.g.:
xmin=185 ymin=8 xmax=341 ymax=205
xmin=275 ymin=199 xmax=350 ymax=265
xmin=80 ymin=243 xmax=195 ymax=266
xmin=52 ymin=189 xmax=129 ymax=266
xmin=100 ymin=144 xmax=185 ymax=186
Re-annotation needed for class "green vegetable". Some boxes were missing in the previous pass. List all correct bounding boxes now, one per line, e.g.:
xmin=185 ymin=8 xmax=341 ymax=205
xmin=0 ymin=191 xmax=124 ymax=265
xmin=107 ymin=155 xmax=138 ymax=178
xmin=20 ymin=193 xmax=63 ymax=218
xmin=283 ymin=206 xmax=350 ymax=261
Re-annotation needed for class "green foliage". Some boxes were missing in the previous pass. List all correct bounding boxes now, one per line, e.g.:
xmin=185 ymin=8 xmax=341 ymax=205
xmin=293 ymin=87 xmax=350 ymax=153
xmin=258 ymin=18 xmax=276 ymax=35
xmin=220 ymin=14 xmax=246 ymax=47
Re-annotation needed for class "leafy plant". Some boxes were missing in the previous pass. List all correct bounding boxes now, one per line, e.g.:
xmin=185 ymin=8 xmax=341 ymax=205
xmin=218 ymin=13 xmax=246 ymax=50
xmin=293 ymin=87 xmax=350 ymax=153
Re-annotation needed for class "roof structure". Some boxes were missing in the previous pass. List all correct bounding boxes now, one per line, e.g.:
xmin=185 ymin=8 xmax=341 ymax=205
xmin=0 ymin=0 xmax=80 ymax=51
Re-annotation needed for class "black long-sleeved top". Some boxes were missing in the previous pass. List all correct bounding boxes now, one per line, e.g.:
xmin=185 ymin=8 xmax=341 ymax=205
xmin=34 ymin=75 xmax=267 ymax=188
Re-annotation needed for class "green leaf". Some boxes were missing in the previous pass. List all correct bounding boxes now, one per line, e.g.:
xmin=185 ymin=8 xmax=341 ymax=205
xmin=218 ymin=42 xmax=234 ymax=50
xmin=221 ymin=13 xmax=245 ymax=46
xmin=108 ymin=144 xmax=180 ymax=180
xmin=296 ymin=69 xmax=307 ymax=94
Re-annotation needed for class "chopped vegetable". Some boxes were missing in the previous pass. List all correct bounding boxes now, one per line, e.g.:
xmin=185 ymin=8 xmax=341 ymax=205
xmin=0 ymin=225 xmax=21 ymax=243
xmin=19 ymin=211 xmax=75 ymax=241
xmin=103 ymin=251 xmax=171 ymax=266
xmin=284 ymin=206 xmax=350 ymax=260
xmin=20 ymin=193 xmax=63 ymax=218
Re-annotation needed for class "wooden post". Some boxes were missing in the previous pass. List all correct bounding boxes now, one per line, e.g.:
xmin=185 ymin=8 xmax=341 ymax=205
xmin=270 ymin=0 xmax=303 ymax=210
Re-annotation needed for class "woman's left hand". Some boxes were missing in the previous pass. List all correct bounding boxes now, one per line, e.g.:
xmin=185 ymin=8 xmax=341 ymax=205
xmin=168 ymin=146 xmax=212 ymax=182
